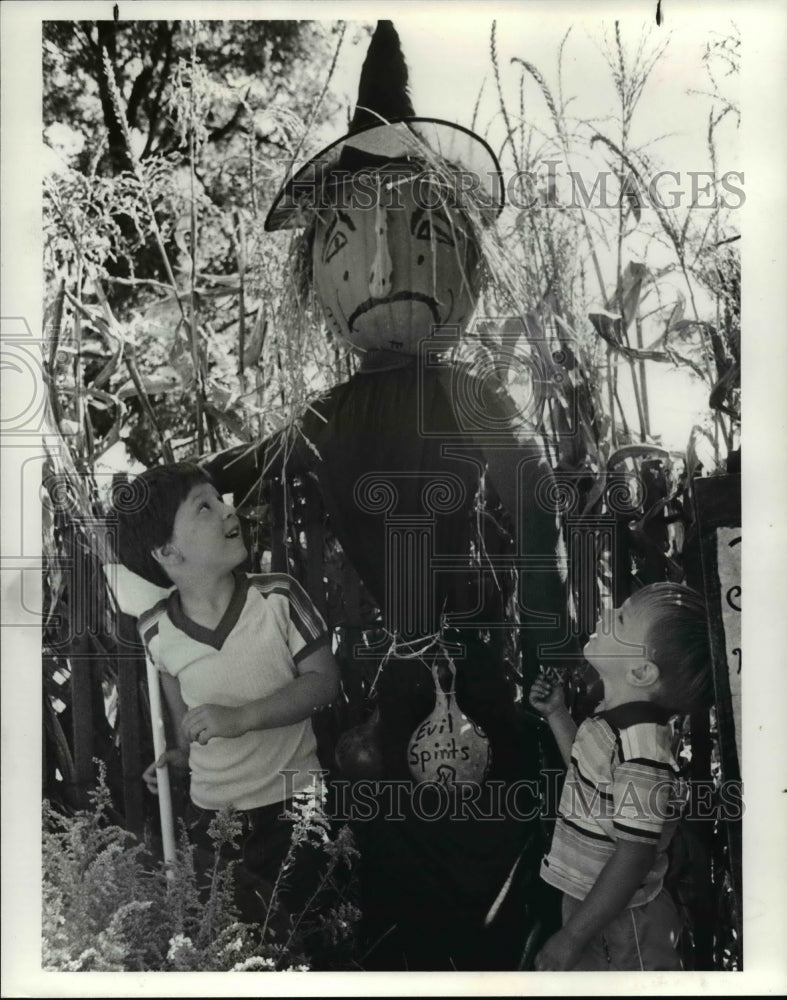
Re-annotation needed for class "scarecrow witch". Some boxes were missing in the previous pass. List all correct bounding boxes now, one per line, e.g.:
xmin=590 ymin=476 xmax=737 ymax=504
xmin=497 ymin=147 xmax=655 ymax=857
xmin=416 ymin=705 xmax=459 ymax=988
xmin=208 ymin=22 xmax=567 ymax=969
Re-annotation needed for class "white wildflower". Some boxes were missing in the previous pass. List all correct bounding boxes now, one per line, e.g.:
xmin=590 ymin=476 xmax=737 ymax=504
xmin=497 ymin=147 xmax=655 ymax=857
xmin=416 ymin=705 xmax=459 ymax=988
xmin=283 ymin=775 xmax=331 ymax=847
xmin=167 ymin=934 xmax=194 ymax=962
xmin=231 ymin=954 xmax=277 ymax=972
xmin=221 ymin=934 xmax=245 ymax=955
xmin=66 ymin=947 xmax=100 ymax=971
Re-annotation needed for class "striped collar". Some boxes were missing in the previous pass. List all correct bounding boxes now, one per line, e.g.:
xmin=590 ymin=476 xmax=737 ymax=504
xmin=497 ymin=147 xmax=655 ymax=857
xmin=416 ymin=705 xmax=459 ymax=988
xmin=594 ymin=701 xmax=672 ymax=732
xmin=167 ymin=571 xmax=249 ymax=650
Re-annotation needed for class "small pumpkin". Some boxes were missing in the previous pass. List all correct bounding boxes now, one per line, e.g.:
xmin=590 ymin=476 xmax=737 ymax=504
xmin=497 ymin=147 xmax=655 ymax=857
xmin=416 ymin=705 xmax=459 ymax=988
xmin=312 ymin=172 xmax=481 ymax=355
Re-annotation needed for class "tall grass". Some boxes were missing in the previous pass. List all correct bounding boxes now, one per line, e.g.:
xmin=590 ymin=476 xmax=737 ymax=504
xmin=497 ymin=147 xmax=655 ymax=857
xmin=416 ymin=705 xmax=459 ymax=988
xmin=41 ymin=18 xmax=740 ymax=969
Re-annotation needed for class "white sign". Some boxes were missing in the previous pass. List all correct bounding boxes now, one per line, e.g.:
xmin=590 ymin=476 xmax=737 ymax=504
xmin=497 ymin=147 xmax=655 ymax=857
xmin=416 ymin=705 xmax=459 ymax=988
xmin=716 ymin=527 xmax=741 ymax=767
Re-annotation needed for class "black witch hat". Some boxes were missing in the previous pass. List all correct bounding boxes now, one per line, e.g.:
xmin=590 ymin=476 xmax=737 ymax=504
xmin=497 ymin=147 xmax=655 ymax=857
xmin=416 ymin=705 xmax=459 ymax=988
xmin=264 ymin=20 xmax=503 ymax=231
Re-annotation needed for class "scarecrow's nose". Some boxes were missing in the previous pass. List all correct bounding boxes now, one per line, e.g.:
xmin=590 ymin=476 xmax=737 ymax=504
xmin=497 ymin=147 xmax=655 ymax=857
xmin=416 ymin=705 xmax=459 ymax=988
xmin=369 ymin=203 xmax=393 ymax=299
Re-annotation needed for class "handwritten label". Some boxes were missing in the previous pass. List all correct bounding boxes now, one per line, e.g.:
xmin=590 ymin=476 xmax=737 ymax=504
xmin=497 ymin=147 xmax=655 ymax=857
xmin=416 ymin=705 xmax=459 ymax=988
xmin=717 ymin=527 xmax=741 ymax=767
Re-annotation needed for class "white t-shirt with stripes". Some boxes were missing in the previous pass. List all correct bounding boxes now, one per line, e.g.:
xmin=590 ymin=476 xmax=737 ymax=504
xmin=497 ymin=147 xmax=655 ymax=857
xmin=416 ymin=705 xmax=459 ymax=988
xmin=139 ymin=572 xmax=329 ymax=810
xmin=541 ymin=702 xmax=683 ymax=906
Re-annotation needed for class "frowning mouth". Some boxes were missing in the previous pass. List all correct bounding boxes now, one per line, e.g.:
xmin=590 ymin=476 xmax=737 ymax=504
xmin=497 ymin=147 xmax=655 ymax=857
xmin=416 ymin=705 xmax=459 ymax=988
xmin=347 ymin=291 xmax=447 ymax=331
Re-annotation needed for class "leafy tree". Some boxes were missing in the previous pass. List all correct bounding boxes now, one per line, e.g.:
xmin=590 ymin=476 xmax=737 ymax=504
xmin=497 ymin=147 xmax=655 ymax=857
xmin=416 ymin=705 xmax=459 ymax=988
xmin=44 ymin=20 xmax=346 ymax=173
xmin=43 ymin=19 xmax=362 ymax=466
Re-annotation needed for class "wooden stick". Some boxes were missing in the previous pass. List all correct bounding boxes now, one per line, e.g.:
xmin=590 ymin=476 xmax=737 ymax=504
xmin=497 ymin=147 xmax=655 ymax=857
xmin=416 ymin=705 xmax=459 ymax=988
xmin=145 ymin=654 xmax=176 ymax=875
xmin=484 ymin=849 xmax=524 ymax=927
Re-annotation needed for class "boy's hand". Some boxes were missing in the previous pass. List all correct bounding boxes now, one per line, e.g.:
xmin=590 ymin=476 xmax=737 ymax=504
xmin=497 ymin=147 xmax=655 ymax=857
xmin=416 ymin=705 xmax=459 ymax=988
xmin=182 ymin=703 xmax=247 ymax=745
xmin=534 ymin=928 xmax=584 ymax=971
xmin=528 ymin=675 xmax=566 ymax=718
xmin=143 ymin=747 xmax=188 ymax=795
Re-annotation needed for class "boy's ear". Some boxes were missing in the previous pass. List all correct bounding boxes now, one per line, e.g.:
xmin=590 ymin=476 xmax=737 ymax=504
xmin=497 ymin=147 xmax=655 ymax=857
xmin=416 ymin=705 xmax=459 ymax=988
xmin=151 ymin=542 xmax=182 ymax=570
xmin=629 ymin=659 xmax=660 ymax=689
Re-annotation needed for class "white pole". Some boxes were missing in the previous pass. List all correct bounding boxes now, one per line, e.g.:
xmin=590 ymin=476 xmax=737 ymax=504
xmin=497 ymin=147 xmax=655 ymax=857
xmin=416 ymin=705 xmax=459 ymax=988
xmin=145 ymin=654 xmax=177 ymax=875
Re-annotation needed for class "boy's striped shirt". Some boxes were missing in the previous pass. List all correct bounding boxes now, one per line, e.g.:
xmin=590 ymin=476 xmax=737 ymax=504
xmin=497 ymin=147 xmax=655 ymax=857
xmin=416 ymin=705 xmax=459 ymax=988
xmin=541 ymin=702 xmax=683 ymax=905
xmin=139 ymin=571 xmax=330 ymax=811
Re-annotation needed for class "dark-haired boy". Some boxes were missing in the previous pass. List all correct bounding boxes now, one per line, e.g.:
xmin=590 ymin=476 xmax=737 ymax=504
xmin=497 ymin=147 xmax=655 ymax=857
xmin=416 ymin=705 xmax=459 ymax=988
xmin=114 ymin=462 xmax=340 ymax=922
xmin=529 ymin=583 xmax=712 ymax=971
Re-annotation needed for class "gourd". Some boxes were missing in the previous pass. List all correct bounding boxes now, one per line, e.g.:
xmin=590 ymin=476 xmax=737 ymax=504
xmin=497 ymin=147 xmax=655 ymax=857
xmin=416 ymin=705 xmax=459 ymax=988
xmin=407 ymin=658 xmax=491 ymax=787
xmin=334 ymin=705 xmax=385 ymax=781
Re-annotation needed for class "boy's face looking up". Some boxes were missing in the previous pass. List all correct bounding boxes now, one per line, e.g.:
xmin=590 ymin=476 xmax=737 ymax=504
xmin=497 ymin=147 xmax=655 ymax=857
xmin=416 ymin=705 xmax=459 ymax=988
xmin=153 ymin=482 xmax=247 ymax=582
xmin=583 ymin=594 xmax=661 ymax=702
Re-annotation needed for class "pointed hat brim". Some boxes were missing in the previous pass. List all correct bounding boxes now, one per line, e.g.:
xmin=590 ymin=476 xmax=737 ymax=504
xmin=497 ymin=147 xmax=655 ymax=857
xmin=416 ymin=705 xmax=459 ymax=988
xmin=264 ymin=117 xmax=504 ymax=232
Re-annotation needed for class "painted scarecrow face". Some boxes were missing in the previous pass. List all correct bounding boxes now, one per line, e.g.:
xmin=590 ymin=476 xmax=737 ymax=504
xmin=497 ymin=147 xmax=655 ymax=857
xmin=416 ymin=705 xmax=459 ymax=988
xmin=312 ymin=170 xmax=481 ymax=354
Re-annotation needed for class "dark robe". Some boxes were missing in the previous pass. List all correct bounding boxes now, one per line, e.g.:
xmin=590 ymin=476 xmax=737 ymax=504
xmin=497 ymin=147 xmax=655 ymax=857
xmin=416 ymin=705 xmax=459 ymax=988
xmin=207 ymin=351 xmax=566 ymax=969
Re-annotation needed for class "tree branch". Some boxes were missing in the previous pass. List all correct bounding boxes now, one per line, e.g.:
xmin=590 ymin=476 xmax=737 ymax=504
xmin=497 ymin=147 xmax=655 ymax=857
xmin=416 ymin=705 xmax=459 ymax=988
xmin=126 ymin=65 xmax=154 ymax=131
xmin=142 ymin=21 xmax=179 ymax=159
xmin=207 ymin=99 xmax=248 ymax=144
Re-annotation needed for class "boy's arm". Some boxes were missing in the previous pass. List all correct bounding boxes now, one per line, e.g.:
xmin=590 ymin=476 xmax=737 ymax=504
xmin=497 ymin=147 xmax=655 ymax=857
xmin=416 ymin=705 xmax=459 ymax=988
xmin=535 ymin=839 xmax=657 ymax=970
xmin=143 ymin=671 xmax=190 ymax=793
xmin=543 ymin=705 xmax=577 ymax=769
xmin=181 ymin=643 xmax=340 ymax=745
xmin=528 ymin=675 xmax=576 ymax=767
xmin=160 ymin=672 xmax=190 ymax=750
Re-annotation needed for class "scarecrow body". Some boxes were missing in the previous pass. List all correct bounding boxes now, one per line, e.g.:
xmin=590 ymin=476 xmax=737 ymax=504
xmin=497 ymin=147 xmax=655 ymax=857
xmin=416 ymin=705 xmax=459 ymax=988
xmin=209 ymin=22 xmax=566 ymax=969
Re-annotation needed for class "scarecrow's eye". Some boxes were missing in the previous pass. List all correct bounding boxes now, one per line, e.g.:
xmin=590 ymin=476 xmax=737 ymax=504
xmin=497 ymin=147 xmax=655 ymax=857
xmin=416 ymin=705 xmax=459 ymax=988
xmin=323 ymin=230 xmax=347 ymax=263
xmin=413 ymin=213 xmax=454 ymax=247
